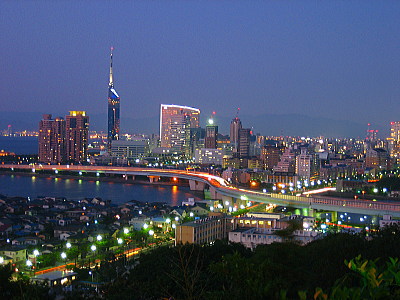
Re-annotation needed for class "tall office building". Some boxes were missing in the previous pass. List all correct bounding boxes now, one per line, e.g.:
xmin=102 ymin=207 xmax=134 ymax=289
xmin=38 ymin=114 xmax=66 ymax=164
xmin=205 ymin=117 xmax=218 ymax=149
xmin=389 ymin=121 xmax=400 ymax=164
xmin=66 ymin=111 xmax=89 ymax=164
xmin=160 ymin=104 xmax=200 ymax=152
xmin=107 ymin=47 xmax=120 ymax=150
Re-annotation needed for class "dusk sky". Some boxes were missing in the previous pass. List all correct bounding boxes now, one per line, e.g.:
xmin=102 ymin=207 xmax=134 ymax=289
xmin=1 ymin=1 xmax=400 ymax=135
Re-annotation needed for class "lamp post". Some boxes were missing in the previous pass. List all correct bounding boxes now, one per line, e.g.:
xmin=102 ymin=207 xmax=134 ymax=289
xmin=26 ymin=259 xmax=33 ymax=275
xmin=90 ymin=245 xmax=96 ymax=267
xmin=33 ymin=249 xmax=39 ymax=272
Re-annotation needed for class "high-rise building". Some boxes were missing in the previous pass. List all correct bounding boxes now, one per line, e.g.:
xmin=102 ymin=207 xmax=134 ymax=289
xmin=238 ymin=128 xmax=251 ymax=158
xmin=160 ymin=104 xmax=200 ymax=152
xmin=296 ymin=147 xmax=312 ymax=181
xmin=230 ymin=116 xmax=242 ymax=153
xmin=365 ymin=148 xmax=389 ymax=170
xmin=260 ymin=144 xmax=285 ymax=170
xmin=66 ymin=111 xmax=89 ymax=164
xmin=107 ymin=47 xmax=120 ymax=150
xmin=205 ymin=117 xmax=218 ymax=149
xmin=389 ymin=121 xmax=400 ymax=164
xmin=38 ymin=114 xmax=66 ymax=164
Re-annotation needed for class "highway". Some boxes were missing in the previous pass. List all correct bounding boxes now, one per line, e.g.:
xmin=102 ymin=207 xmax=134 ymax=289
xmin=2 ymin=164 xmax=400 ymax=217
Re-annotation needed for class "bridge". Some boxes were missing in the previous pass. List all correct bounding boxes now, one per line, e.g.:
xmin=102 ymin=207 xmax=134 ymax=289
xmin=2 ymin=164 xmax=400 ymax=218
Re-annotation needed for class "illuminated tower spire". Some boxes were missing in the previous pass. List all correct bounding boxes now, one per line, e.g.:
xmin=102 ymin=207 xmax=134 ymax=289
xmin=107 ymin=46 xmax=120 ymax=151
xmin=109 ymin=47 xmax=114 ymax=87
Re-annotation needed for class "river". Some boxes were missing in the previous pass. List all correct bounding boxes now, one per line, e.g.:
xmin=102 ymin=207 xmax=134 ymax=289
xmin=0 ymin=174 xmax=202 ymax=206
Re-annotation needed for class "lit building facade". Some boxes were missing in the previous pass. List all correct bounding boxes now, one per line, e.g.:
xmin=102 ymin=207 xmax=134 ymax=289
xmin=205 ymin=118 xmax=218 ymax=149
xmin=38 ymin=114 xmax=66 ymax=164
xmin=296 ymin=147 xmax=312 ymax=181
xmin=66 ymin=111 xmax=89 ymax=164
xmin=389 ymin=121 xmax=400 ymax=164
xmin=230 ymin=116 xmax=242 ymax=153
xmin=107 ymin=47 xmax=120 ymax=150
xmin=238 ymin=128 xmax=251 ymax=158
xmin=195 ymin=148 xmax=223 ymax=165
xmin=110 ymin=139 xmax=149 ymax=160
xmin=160 ymin=104 xmax=200 ymax=152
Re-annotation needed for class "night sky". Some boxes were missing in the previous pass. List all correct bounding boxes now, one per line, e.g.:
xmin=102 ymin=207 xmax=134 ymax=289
xmin=1 ymin=1 xmax=399 ymax=136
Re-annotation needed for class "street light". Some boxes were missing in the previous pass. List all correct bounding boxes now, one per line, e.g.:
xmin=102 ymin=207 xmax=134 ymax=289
xmin=117 ymin=238 xmax=123 ymax=245
xmin=91 ymin=245 xmax=97 ymax=252
xmin=123 ymin=228 xmax=129 ymax=234
xmin=61 ymin=252 xmax=67 ymax=260
xmin=96 ymin=235 xmax=102 ymax=241
xmin=66 ymin=242 xmax=71 ymax=249
xmin=33 ymin=249 xmax=39 ymax=257
xmin=26 ymin=260 xmax=33 ymax=268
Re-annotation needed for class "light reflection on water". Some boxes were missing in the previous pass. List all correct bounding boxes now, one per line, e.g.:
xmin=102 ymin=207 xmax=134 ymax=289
xmin=0 ymin=174 xmax=202 ymax=205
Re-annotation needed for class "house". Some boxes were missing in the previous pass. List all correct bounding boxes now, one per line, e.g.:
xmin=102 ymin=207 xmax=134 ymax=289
xmin=0 ymin=245 xmax=27 ymax=266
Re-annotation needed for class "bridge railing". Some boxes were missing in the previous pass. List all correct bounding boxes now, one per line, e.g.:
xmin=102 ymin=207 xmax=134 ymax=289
xmin=310 ymin=196 xmax=400 ymax=212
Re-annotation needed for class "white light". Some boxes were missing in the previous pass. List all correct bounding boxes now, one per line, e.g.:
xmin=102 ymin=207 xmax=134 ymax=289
xmin=175 ymin=217 xmax=179 ymax=221
xmin=117 ymin=238 xmax=123 ymax=244
xmin=26 ymin=260 xmax=33 ymax=267
xmin=33 ymin=249 xmax=40 ymax=256
xmin=210 ymin=206 xmax=214 ymax=211
xmin=189 ymin=212 xmax=194 ymax=217
xmin=228 ymin=207 xmax=233 ymax=212
xmin=247 ymin=202 xmax=251 ymax=207
xmin=124 ymin=228 xmax=129 ymax=234
xmin=143 ymin=224 xmax=148 ymax=229
xmin=166 ymin=218 xmax=171 ymax=223
xmin=79 ymin=171 xmax=82 ymax=176
xmin=61 ymin=252 xmax=67 ymax=259
xmin=225 ymin=201 xmax=229 ymax=206
xmin=321 ymin=224 xmax=327 ymax=229
xmin=240 ymin=205 xmax=245 ymax=209
xmin=138 ymin=210 xmax=142 ymax=215
xmin=172 ymin=224 xmax=176 ymax=229
xmin=91 ymin=245 xmax=96 ymax=251
xmin=96 ymin=172 xmax=100 ymax=176
xmin=66 ymin=242 xmax=71 ymax=249
xmin=97 ymin=235 xmax=102 ymax=241
xmin=149 ymin=230 xmax=154 ymax=236
xmin=0 ymin=257 xmax=3 ymax=264
xmin=263 ymin=189 xmax=267 ymax=193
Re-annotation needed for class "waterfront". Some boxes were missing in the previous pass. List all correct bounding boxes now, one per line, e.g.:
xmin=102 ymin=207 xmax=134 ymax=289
xmin=0 ymin=174 xmax=202 ymax=206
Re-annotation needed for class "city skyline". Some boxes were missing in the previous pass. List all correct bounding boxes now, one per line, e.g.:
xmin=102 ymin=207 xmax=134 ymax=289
xmin=1 ymin=1 xmax=400 ymax=137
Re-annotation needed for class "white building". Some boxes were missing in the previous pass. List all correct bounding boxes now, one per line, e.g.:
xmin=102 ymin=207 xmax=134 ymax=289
xmin=296 ymin=147 xmax=312 ymax=181
xmin=111 ymin=139 xmax=149 ymax=160
xmin=229 ymin=227 xmax=320 ymax=249
xmin=195 ymin=148 xmax=223 ymax=165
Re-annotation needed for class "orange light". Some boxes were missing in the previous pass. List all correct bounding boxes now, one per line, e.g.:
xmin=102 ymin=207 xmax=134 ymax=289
xmin=251 ymin=181 xmax=257 ymax=186
xmin=173 ymin=177 xmax=178 ymax=182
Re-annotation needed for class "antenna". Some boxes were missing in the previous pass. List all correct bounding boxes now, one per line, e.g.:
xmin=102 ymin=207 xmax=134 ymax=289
xmin=235 ymin=108 xmax=240 ymax=118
